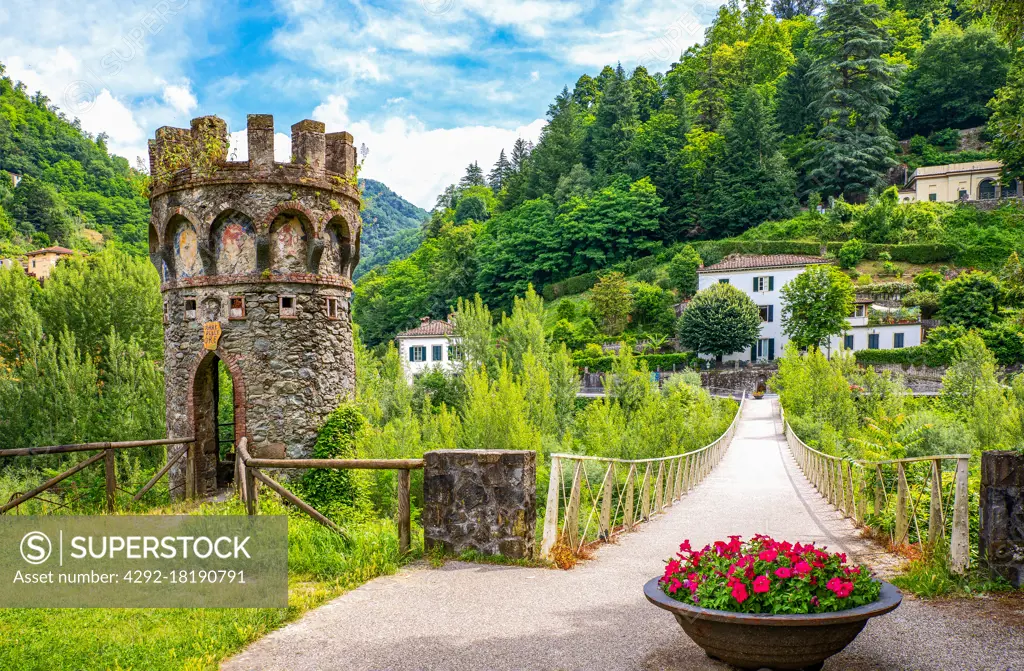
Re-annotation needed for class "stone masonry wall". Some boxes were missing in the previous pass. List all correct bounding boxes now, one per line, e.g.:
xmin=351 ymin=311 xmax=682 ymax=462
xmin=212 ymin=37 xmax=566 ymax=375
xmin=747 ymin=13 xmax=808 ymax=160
xmin=980 ymin=451 xmax=1024 ymax=587
xmin=423 ymin=450 xmax=536 ymax=559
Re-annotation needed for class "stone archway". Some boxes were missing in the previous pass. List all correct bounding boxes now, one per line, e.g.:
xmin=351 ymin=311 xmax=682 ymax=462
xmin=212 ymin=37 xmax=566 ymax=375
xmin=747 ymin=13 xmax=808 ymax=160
xmin=186 ymin=348 xmax=247 ymax=497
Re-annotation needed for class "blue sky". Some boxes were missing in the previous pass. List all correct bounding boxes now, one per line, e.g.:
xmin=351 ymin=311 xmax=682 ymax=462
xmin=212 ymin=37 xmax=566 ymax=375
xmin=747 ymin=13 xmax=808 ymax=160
xmin=0 ymin=0 xmax=718 ymax=207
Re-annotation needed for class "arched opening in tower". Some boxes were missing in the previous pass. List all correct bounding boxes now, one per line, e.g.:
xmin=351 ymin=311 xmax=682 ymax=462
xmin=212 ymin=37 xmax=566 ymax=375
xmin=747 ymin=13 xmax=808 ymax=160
xmin=189 ymin=352 xmax=245 ymax=496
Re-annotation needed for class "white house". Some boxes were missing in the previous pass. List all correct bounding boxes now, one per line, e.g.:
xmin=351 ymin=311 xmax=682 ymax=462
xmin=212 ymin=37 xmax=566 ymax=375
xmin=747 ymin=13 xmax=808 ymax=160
xmin=395 ymin=317 xmax=463 ymax=381
xmin=696 ymin=255 xmax=922 ymax=363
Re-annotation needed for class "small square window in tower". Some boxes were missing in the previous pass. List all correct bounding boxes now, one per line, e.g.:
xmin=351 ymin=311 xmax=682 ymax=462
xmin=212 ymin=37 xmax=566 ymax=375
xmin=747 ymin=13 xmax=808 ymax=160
xmin=325 ymin=297 xmax=340 ymax=320
xmin=163 ymin=300 xmax=169 ymax=325
xmin=184 ymin=298 xmax=197 ymax=321
xmin=229 ymin=296 xmax=246 ymax=320
xmin=279 ymin=295 xmax=297 ymax=319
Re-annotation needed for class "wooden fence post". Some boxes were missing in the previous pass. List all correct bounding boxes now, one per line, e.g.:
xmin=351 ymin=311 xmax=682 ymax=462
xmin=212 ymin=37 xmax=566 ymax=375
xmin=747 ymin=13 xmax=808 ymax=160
xmin=896 ymin=463 xmax=909 ymax=546
xmin=950 ymin=457 xmax=970 ymax=574
xmin=640 ymin=464 xmax=651 ymax=521
xmin=540 ymin=456 xmax=561 ymax=558
xmin=929 ymin=459 xmax=944 ymax=546
xmin=565 ymin=461 xmax=583 ymax=550
xmin=599 ymin=463 xmax=614 ymax=540
xmin=104 ymin=449 xmax=116 ymax=513
xmin=655 ymin=462 xmax=665 ymax=512
xmin=874 ymin=465 xmax=885 ymax=517
xmin=398 ymin=468 xmax=411 ymax=554
xmin=856 ymin=467 xmax=867 ymax=523
xmin=674 ymin=456 xmax=684 ymax=499
xmin=624 ymin=464 xmax=636 ymax=530
xmin=665 ymin=460 xmax=675 ymax=504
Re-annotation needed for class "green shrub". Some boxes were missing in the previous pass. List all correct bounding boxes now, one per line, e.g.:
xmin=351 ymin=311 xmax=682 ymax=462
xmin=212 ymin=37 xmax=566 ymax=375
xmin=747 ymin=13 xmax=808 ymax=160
xmin=301 ymin=405 xmax=367 ymax=516
xmin=838 ymin=239 xmax=865 ymax=269
xmin=980 ymin=321 xmax=1024 ymax=365
xmin=928 ymin=128 xmax=961 ymax=152
xmin=571 ymin=352 xmax=697 ymax=372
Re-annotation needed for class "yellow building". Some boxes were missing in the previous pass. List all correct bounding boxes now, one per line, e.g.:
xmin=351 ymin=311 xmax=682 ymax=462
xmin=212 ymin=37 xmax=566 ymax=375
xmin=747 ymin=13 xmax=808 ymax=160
xmin=23 ymin=246 xmax=74 ymax=281
xmin=899 ymin=160 xmax=1022 ymax=203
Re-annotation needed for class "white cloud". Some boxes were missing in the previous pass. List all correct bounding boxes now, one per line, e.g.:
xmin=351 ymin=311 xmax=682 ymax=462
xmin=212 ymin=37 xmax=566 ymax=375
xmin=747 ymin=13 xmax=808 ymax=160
xmin=312 ymin=93 xmax=544 ymax=209
xmin=459 ymin=0 xmax=583 ymax=38
xmin=162 ymin=83 xmax=197 ymax=115
xmin=530 ymin=71 xmax=540 ymax=81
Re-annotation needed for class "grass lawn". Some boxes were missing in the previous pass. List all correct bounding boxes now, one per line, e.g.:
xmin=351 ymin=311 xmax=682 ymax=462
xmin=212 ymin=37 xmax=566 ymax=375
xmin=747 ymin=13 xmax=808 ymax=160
xmin=0 ymin=497 xmax=416 ymax=671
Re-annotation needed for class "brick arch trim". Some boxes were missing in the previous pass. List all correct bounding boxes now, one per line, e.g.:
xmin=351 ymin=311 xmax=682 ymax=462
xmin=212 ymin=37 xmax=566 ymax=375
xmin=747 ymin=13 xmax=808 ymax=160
xmin=258 ymin=201 xmax=318 ymax=237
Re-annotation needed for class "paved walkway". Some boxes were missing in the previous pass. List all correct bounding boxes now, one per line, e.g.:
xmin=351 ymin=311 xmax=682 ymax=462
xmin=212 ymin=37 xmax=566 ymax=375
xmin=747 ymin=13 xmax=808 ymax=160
xmin=224 ymin=400 xmax=1024 ymax=671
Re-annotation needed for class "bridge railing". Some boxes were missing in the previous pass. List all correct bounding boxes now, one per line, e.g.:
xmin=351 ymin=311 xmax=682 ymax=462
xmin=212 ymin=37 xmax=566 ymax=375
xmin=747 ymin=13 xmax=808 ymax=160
xmin=540 ymin=395 xmax=745 ymax=561
xmin=0 ymin=437 xmax=195 ymax=514
xmin=781 ymin=408 xmax=970 ymax=573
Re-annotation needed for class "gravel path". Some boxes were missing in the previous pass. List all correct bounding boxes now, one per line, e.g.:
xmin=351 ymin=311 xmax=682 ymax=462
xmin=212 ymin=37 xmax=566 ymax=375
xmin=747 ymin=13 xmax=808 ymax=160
xmin=223 ymin=400 xmax=1024 ymax=671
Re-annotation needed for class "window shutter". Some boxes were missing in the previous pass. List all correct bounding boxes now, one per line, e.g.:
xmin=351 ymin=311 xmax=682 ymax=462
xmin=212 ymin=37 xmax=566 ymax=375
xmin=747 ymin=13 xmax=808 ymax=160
xmin=751 ymin=344 xmax=757 ymax=362
xmin=768 ymin=338 xmax=775 ymax=361
xmin=409 ymin=347 xmax=414 ymax=362
xmin=768 ymin=305 xmax=774 ymax=323
xmin=753 ymin=277 xmax=759 ymax=292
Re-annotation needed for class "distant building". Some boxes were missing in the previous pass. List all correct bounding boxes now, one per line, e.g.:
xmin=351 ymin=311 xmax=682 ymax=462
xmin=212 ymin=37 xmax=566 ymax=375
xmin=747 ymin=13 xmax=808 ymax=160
xmin=0 ymin=258 xmax=15 ymax=269
xmin=696 ymin=255 xmax=922 ymax=363
xmin=3 ymin=172 xmax=21 ymax=188
xmin=899 ymin=160 xmax=1021 ymax=203
xmin=24 ymin=246 xmax=74 ymax=281
xmin=396 ymin=317 xmax=463 ymax=381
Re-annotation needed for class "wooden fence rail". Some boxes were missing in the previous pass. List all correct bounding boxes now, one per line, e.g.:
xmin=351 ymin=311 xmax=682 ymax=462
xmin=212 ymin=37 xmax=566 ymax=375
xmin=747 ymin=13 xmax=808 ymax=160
xmin=0 ymin=437 xmax=195 ymax=514
xmin=540 ymin=395 xmax=746 ymax=560
xmin=781 ymin=409 xmax=970 ymax=574
xmin=236 ymin=438 xmax=423 ymax=554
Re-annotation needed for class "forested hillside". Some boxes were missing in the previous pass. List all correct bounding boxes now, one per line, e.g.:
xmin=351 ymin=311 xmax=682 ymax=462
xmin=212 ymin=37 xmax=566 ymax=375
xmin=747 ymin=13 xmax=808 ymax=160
xmin=355 ymin=179 xmax=428 ymax=279
xmin=0 ymin=62 xmax=150 ymax=257
xmin=354 ymin=0 xmax=1024 ymax=344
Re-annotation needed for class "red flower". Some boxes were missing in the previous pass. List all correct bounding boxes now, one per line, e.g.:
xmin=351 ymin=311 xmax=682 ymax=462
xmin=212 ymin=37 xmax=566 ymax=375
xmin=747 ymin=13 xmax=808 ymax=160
xmin=753 ymin=575 xmax=771 ymax=593
xmin=774 ymin=566 xmax=792 ymax=579
xmin=669 ymin=578 xmax=682 ymax=594
xmin=793 ymin=561 xmax=811 ymax=575
xmin=759 ymin=549 xmax=778 ymax=563
xmin=731 ymin=581 xmax=749 ymax=604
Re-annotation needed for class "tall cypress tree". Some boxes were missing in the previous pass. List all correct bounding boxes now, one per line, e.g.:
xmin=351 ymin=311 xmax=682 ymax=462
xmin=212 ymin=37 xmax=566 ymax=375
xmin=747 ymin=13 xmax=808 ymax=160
xmin=587 ymin=63 xmax=637 ymax=177
xmin=706 ymin=88 xmax=797 ymax=236
xmin=459 ymin=161 xmax=486 ymax=188
xmin=806 ymin=0 xmax=900 ymax=200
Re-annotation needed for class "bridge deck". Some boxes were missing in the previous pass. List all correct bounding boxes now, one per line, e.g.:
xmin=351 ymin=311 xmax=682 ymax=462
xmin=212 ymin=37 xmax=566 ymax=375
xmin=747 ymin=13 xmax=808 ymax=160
xmin=224 ymin=400 xmax=1024 ymax=671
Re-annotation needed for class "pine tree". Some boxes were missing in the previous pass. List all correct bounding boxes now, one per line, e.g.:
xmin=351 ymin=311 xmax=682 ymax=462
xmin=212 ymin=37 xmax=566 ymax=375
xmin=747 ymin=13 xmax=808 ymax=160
xmin=806 ymin=0 xmax=900 ymax=200
xmin=706 ymin=88 xmax=797 ymax=236
xmin=775 ymin=51 xmax=817 ymax=137
xmin=488 ymin=149 xmax=511 ymax=194
xmin=529 ymin=87 xmax=583 ymax=197
xmin=572 ymin=74 xmax=599 ymax=109
xmin=630 ymin=66 xmax=663 ymax=123
xmin=771 ymin=0 xmax=819 ymax=18
xmin=459 ymin=162 xmax=486 ymax=189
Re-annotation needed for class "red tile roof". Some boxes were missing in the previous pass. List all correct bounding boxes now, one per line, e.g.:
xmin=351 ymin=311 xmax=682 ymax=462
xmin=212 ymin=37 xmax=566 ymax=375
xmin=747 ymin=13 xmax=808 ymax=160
xmin=396 ymin=318 xmax=456 ymax=338
xmin=25 ymin=246 xmax=74 ymax=256
xmin=698 ymin=254 xmax=832 ymax=273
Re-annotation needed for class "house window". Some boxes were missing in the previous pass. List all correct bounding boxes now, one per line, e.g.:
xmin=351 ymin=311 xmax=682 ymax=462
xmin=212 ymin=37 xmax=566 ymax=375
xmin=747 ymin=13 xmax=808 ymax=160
xmin=229 ymin=296 xmax=246 ymax=320
xmin=852 ymin=305 xmax=866 ymax=318
xmin=325 ymin=297 xmax=340 ymax=320
xmin=279 ymin=295 xmax=297 ymax=318
xmin=868 ymin=333 xmax=880 ymax=349
xmin=31 ymin=260 xmax=36 ymax=269
xmin=754 ymin=338 xmax=775 ymax=361
xmin=929 ymin=193 xmax=937 ymax=202
xmin=409 ymin=346 xmax=426 ymax=362
xmin=753 ymin=276 xmax=774 ymax=292
xmin=844 ymin=334 xmax=854 ymax=350
xmin=758 ymin=305 xmax=773 ymax=323
xmin=184 ymin=298 xmax=197 ymax=321
xmin=448 ymin=344 xmax=463 ymax=361
xmin=894 ymin=333 xmax=905 ymax=349
xmin=432 ymin=345 xmax=443 ymax=361
xmin=958 ymin=189 xmax=968 ymax=200
xmin=718 ymin=278 xmax=729 ymax=285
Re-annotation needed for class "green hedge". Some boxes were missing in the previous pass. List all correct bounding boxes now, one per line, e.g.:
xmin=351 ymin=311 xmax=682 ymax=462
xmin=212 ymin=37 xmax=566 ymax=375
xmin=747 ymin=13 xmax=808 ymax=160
xmin=543 ymin=255 xmax=663 ymax=300
xmin=825 ymin=242 xmax=956 ymax=264
xmin=853 ymin=346 xmax=932 ymax=367
xmin=572 ymin=352 xmax=697 ymax=372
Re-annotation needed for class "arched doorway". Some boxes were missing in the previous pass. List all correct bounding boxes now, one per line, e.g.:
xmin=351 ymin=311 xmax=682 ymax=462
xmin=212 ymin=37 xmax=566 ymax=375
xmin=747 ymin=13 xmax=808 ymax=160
xmin=188 ymin=350 xmax=245 ymax=497
xmin=979 ymin=179 xmax=997 ymax=200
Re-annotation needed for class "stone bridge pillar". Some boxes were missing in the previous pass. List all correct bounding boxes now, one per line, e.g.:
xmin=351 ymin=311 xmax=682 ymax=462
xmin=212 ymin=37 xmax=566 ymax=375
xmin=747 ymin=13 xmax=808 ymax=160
xmin=422 ymin=450 xmax=536 ymax=559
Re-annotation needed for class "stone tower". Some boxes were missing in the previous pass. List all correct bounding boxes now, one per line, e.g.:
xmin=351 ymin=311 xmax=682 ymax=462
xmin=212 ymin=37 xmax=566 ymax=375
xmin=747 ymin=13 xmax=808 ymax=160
xmin=148 ymin=114 xmax=361 ymax=498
